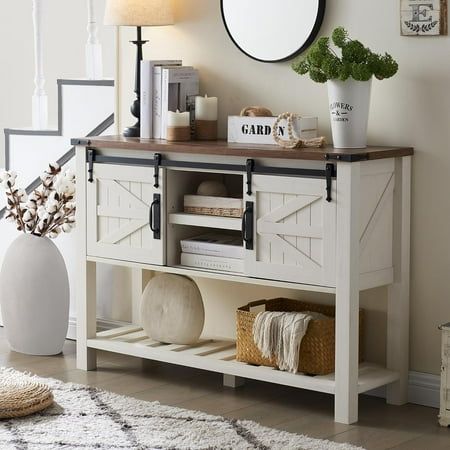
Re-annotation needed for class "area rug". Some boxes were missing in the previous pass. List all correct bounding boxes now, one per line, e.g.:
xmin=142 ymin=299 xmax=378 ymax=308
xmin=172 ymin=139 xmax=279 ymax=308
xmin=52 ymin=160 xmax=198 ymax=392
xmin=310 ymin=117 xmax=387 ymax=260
xmin=0 ymin=368 xmax=364 ymax=450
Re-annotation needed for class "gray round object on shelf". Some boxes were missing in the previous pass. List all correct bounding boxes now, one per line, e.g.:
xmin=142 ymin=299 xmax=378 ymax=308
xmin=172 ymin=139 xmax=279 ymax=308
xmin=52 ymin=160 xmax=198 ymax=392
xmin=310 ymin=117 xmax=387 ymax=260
xmin=140 ymin=274 xmax=205 ymax=345
xmin=197 ymin=180 xmax=228 ymax=197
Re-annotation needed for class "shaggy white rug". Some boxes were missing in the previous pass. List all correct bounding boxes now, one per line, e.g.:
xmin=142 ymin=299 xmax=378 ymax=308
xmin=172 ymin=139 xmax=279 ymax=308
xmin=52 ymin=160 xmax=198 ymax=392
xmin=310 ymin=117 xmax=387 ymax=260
xmin=0 ymin=368 xmax=364 ymax=450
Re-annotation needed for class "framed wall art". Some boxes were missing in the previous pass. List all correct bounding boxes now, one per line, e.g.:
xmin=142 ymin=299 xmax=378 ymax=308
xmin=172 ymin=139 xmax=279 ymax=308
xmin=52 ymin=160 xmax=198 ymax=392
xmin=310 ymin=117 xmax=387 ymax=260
xmin=401 ymin=0 xmax=448 ymax=36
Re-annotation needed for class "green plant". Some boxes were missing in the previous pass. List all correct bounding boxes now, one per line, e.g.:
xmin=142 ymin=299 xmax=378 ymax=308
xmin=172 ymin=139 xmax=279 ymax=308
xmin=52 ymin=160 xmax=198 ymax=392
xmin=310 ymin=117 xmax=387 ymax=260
xmin=291 ymin=27 xmax=398 ymax=83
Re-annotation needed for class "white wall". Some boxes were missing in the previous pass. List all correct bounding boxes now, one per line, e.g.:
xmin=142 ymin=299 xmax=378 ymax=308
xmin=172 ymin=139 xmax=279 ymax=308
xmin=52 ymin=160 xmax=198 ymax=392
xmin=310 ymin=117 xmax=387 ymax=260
xmin=0 ymin=0 xmax=116 ymax=143
xmin=116 ymin=0 xmax=450 ymax=376
xmin=0 ymin=0 xmax=129 ymax=324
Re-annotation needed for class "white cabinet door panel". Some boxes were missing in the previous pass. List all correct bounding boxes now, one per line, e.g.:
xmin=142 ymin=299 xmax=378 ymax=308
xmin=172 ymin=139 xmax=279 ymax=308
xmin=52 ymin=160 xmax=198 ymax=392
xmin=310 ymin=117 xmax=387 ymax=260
xmin=87 ymin=164 xmax=164 ymax=265
xmin=245 ymin=174 xmax=336 ymax=286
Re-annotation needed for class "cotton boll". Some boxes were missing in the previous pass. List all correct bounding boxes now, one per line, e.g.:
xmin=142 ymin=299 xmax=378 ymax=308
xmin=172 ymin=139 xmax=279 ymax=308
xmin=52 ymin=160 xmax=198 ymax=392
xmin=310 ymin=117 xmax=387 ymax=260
xmin=37 ymin=206 xmax=46 ymax=218
xmin=23 ymin=210 xmax=35 ymax=223
xmin=62 ymin=223 xmax=73 ymax=233
xmin=26 ymin=199 xmax=37 ymax=209
xmin=64 ymin=169 xmax=75 ymax=181
xmin=45 ymin=200 xmax=58 ymax=213
xmin=16 ymin=189 xmax=27 ymax=202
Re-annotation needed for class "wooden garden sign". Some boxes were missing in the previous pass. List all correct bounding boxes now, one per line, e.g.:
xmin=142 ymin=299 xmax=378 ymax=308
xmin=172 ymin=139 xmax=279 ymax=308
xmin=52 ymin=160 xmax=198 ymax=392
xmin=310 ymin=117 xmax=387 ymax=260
xmin=401 ymin=0 xmax=448 ymax=35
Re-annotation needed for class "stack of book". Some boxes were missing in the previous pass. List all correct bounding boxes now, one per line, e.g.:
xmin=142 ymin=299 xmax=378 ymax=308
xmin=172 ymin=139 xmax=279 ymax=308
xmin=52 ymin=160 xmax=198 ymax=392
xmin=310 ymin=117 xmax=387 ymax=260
xmin=180 ymin=233 xmax=244 ymax=273
xmin=140 ymin=60 xmax=199 ymax=139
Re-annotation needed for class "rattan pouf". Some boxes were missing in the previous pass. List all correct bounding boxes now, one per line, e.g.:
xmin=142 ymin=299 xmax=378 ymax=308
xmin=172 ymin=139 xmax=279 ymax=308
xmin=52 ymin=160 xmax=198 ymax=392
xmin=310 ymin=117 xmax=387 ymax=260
xmin=0 ymin=369 xmax=53 ymax=419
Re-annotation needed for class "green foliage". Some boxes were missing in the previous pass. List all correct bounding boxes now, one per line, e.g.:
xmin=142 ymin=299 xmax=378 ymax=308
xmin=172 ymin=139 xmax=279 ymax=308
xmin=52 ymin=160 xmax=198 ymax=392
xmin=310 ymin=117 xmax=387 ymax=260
xmin=331 ymin=27 xmax=348 ymax=48
xmin=291 ymin=27 xmax=398 ymax=83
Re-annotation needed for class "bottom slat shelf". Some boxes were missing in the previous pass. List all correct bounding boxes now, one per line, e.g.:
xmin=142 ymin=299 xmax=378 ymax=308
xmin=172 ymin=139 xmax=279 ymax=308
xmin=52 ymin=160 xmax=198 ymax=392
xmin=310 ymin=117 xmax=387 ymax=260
xmin=90 ymin=326 xmax=399 ymax=395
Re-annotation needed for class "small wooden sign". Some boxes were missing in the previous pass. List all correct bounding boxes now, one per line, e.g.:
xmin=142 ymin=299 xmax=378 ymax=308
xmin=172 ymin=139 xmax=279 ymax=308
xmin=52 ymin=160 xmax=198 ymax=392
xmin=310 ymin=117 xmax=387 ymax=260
xmin=227 ymin=116 xmax=318 ymax=145
xmin=401 ymin=0 xmax=448 ymax=36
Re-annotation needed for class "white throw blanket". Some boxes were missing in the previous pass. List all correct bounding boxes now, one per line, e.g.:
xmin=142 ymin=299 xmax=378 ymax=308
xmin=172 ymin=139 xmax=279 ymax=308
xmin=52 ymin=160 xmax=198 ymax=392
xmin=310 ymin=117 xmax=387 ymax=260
xmin=253 ymin=311 xmax=328 ymax=373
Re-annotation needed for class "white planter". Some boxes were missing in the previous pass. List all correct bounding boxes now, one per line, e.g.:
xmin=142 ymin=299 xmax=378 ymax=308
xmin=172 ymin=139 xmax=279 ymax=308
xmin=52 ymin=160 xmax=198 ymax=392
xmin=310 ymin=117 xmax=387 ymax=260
xmin=327 ymin=78 xmax=372 ymax=148
xmin=0 ymin=234 xmax=69 ymax=355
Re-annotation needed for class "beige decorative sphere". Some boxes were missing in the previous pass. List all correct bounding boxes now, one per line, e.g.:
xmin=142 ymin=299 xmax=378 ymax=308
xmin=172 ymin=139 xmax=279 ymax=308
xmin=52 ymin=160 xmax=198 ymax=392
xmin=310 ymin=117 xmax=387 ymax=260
xmin=197 ymin=180 xmax=228 ymax=197
xmin=140 ymin=274 xmax=204 ymax=345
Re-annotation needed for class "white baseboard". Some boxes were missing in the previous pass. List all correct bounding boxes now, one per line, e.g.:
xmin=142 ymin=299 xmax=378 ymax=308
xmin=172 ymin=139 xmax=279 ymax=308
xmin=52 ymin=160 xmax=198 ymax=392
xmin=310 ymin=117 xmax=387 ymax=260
xmin=407 ymin=371 xmax=440 ymax=408
xmin=31 ymin=317 xmax=448 ymax=410
xmin=66 ymin=316 xmax=129 ymax=341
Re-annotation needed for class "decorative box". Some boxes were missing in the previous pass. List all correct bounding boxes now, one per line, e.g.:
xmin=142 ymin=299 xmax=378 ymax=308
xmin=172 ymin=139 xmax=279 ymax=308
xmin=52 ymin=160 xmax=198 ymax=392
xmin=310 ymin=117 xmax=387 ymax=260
xmin=227 ymin=115 xmax=318 ymax=145
xmin=439 ymin=322 xmax=450 ymax=427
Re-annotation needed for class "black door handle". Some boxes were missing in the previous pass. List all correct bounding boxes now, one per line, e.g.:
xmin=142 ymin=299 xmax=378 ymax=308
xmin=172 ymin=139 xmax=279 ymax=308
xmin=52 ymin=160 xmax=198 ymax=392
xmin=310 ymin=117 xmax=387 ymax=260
xmin=149 ymin=194 xmax=161 ymax=239
xmin=241 ymin=201 xmax=254 ymax=250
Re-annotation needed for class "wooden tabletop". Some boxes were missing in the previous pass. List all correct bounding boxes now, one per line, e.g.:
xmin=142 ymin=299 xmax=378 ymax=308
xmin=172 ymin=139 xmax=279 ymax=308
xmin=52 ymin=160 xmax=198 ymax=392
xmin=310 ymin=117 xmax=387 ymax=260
xmin=72 ymin=136 xmax=413 ymax=162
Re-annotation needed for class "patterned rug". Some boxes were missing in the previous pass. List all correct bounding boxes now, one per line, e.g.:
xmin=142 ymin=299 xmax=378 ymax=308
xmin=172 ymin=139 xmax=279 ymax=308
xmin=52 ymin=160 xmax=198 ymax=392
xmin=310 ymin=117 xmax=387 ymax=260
xmin=0 ymin=368 xmax=364 ymax=450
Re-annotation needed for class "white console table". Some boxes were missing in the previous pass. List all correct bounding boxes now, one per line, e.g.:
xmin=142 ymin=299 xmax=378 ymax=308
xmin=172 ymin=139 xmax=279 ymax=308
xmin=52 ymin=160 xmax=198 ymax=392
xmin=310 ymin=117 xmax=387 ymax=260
xmin=73 ymin=136 xmax=413 ymax=424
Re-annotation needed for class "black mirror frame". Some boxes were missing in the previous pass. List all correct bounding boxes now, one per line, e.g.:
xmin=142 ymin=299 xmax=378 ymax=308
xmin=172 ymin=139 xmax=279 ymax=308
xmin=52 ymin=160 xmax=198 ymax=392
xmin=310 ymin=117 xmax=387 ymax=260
xmin=220 ymin=0 xmax=326 ymax=63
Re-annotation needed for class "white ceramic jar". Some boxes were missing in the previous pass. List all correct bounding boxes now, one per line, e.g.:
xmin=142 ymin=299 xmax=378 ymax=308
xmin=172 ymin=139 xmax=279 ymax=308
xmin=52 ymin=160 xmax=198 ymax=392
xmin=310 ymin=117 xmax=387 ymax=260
xmin=0 ymin=234 xmax=69 ymax=355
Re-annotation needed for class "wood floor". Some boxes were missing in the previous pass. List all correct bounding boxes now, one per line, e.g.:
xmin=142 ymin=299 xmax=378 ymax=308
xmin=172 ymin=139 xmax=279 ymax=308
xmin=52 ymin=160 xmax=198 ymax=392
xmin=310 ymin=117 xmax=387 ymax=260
xmin=1 ymin=330 xmax=448 ymax=450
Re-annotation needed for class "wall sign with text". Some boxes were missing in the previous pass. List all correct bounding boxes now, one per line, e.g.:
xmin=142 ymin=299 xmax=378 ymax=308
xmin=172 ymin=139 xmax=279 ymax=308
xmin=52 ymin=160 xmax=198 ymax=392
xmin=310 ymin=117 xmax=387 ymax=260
xmin=401 ymin=0 xmax=448 ymax=35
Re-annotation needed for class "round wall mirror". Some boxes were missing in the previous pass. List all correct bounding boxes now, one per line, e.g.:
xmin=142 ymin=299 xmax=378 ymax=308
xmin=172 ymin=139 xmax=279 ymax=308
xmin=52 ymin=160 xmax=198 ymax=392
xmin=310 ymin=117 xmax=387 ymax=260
xmin=221 ymin=0 xmax=326 ymax=63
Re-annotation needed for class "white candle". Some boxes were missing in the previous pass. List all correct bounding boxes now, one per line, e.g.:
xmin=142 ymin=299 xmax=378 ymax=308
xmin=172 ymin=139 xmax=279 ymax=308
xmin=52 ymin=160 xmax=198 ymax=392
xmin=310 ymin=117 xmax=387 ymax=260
xmin=195 ymin=95 xmax=218 ymax=121
xmin=167 ymin=109 xmax=190 ymax=127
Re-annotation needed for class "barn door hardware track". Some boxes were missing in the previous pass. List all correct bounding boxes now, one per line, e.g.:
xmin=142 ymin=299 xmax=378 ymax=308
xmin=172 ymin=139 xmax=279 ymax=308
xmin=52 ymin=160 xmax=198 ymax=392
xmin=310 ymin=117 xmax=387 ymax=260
xmin=85 ymin=152 xmax=336 ymax=200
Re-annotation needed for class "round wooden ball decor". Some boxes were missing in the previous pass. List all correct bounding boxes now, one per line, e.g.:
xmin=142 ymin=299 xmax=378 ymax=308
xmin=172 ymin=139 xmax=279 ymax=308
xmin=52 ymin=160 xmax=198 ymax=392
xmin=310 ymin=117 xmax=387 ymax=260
xmin=197 ymin=180 xmax=228 ymax=197
xmin=140 ymin=274 xmax=205 ymax=345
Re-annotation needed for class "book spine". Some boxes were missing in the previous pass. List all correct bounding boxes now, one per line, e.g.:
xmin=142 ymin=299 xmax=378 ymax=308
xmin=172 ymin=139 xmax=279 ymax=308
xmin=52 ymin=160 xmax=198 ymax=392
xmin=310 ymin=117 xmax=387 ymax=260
xmin=161 ymin=68 xmax=170 ymax=139
xmin=152 ymin=67 xmax=163 ymax=139
xmin=180 ymin=253 xmax=244 ymax=273
xmin=140 ymin=61 xmax=151 ymax=139
xmin=180 ymin=241 xmax=244 ymax=259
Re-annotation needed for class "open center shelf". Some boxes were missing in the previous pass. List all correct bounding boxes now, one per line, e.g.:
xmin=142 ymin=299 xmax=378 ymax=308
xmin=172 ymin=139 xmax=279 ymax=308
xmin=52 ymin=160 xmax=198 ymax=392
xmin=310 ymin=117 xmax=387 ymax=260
xmin=89 ymin=325 xmax=400 ymax=395
xmin=168 ymin=212 xmax=242 ymax=231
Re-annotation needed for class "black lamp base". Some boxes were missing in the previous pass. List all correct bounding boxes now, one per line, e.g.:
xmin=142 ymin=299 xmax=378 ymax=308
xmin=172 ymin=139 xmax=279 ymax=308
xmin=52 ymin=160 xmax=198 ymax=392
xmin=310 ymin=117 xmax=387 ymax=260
xmin=123 ymin=123 xmax=140 ymax=138
xmin=123 ymin=26 xmax=147 ymax=139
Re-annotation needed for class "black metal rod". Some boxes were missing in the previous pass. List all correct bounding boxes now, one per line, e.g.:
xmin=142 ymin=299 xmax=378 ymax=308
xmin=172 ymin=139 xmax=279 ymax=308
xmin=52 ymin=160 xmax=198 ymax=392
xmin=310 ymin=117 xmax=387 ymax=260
xmin=86 ymin=153 xmax=337 ymax=180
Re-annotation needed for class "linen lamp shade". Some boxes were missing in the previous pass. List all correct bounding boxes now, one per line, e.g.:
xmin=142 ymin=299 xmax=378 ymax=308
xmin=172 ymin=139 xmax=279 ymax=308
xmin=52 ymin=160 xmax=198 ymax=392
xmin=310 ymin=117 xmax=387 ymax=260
xmin=104 ymin=0 xmax=174 ymax=27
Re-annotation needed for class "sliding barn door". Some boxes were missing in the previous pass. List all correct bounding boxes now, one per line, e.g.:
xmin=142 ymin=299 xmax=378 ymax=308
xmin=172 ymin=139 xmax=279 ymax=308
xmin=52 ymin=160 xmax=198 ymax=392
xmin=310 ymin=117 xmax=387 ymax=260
xmin=245 ymin=174 xmax=336 ymax=286
xmin=86 ymin=164 xmax=164 ymax=265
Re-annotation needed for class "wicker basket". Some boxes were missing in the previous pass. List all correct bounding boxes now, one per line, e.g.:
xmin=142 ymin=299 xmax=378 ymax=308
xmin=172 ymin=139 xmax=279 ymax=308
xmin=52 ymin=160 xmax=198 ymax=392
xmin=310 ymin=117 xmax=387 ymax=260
xmin=236 ymin=298 xmax=364 ymax=375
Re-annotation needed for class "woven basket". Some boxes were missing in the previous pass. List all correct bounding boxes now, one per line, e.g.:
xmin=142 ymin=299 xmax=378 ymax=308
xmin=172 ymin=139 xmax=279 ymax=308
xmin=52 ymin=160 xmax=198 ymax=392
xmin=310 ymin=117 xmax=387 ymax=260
xmin=236 ymin=298 xmax=364 ymax=375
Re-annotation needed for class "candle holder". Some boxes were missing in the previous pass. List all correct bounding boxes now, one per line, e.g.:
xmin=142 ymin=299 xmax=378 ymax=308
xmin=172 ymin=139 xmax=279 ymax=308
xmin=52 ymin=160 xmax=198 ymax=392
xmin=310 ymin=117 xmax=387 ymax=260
xmin=195 ymin=120 xmax=218 ymax=140
xmin=167 ymin=126 xmax=191 ymax=142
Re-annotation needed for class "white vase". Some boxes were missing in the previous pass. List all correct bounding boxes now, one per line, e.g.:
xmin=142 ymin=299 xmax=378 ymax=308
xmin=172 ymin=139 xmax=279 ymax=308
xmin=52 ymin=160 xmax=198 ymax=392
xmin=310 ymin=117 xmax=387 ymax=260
xmin=0 ymin=234 xmax=69 ymax=355
xmin=327 ymin=78 xmax=372 ymax=148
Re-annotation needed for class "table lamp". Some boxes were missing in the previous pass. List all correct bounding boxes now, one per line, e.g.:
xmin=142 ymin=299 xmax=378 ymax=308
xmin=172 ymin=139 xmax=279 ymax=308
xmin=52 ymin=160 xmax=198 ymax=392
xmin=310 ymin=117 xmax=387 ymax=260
xmin=104 ymin=0 xmax=175 ymax=137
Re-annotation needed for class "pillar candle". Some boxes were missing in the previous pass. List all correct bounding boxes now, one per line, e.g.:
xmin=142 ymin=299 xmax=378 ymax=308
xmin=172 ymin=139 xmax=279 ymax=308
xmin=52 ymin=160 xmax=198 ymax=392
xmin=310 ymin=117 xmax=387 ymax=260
xmin=195 ymin=95 xmax=218 ymax=121
xmin=168 ymin=109 xmax=190 ymax=127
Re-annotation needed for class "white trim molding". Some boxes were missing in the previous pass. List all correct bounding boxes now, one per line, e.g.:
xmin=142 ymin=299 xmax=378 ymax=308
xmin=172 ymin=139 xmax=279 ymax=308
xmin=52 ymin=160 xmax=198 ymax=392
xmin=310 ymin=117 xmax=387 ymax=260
xmin=67 ymin=317 xmax=128 ymax=341
xmin=407 ymin=371 xmax=440 ymax=408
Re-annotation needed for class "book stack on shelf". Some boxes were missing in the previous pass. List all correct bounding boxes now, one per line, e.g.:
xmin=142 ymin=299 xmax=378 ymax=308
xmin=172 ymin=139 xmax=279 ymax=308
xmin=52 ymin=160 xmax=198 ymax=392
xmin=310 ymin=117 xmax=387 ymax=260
xmin=141 ymin=60 xmax=199 ymax=139
xmin=180 ymin=233 xmax=244 ymax=273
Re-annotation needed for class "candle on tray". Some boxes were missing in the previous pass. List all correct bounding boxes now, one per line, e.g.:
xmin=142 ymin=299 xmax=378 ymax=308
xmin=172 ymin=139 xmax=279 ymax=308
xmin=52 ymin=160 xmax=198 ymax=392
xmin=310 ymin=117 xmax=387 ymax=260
xmin=166 ymin=109 xmax=191 ymax=141
xmin=195 ymin=95 xmax=218 ymax=140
